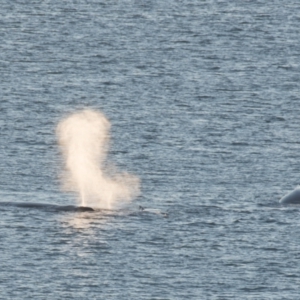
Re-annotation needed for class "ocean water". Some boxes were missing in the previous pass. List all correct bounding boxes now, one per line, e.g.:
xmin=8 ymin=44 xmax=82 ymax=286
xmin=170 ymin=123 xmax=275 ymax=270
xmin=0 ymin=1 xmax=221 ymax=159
xmin=1 ymin=0 xmax=300 ymax=299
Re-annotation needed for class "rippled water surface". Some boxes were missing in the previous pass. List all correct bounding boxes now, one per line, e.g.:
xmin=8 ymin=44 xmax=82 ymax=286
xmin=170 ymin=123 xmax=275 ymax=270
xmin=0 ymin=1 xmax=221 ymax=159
xmin=1 ymin=1 xmax=300 ymax=299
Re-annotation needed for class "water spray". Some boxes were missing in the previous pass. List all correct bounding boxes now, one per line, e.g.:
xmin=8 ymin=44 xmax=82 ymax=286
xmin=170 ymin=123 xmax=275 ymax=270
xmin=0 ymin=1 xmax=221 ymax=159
xmin=56 ymin=109 xmax=140 ymax=209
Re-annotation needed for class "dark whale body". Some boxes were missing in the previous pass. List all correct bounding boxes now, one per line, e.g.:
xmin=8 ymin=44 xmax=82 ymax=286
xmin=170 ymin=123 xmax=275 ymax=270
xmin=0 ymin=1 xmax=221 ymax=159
xmin=0 ymin=202 xmax=94 ymax=212
xmin=280 ymin=186 xmax=300 ymax=205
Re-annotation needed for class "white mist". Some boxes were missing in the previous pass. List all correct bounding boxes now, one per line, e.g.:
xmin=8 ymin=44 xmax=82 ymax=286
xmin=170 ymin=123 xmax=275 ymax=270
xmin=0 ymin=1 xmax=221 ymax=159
xmin=57 ymin=109 xmax=140 ymax=209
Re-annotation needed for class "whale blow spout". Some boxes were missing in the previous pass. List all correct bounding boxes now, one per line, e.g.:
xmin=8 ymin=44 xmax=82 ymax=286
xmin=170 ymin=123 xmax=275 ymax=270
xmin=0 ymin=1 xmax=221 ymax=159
xmin=280 ymin=186 xmax=300 ymax=205
xmin=56 ymin=109 xmax=140 ymax=209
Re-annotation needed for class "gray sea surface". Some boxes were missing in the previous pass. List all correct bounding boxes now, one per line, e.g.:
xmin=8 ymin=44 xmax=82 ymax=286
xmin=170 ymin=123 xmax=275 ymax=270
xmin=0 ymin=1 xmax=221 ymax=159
xmin=1 ymin=0 xmax=300 ymax=299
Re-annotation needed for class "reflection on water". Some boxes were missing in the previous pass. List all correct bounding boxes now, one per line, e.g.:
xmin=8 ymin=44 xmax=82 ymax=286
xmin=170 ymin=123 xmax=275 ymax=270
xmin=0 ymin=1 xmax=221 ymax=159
xmin=61 ymin=210 xmax=108 ymax=230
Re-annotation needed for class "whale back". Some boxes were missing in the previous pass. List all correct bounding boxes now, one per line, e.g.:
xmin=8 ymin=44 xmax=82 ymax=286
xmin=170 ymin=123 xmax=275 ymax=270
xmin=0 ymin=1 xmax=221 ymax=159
xmin=280 ymin=187 xmax=300 ymax=204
